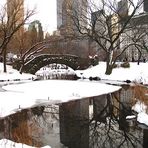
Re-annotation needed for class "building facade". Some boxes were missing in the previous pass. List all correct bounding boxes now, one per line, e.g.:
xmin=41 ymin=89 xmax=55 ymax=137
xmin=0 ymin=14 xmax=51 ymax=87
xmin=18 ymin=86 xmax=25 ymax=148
xmin=90 ymin=0 xmax=148 ymax=62
xmin=57 ymin=0 xmax=64 ymax=30
xmin=120 ymin=13 xmax=148 ymax=61
xmin=90 ymin=10 xmax=120 ymax=60
xmin=6 ymin=0 xmax=24 ymax=54
xmin=117 ymin=0 xmax=128 ymax=17
xmin=7 ymin=0 xmax=24 ymax=28
xmin=57 ymin=0 xmax=88 ymax=36
xmin=144 ymin=0 xmax=148 ymax=12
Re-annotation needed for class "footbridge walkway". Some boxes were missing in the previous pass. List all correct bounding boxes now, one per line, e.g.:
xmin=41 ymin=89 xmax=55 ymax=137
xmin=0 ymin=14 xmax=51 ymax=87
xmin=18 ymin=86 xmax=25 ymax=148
xmin=14 ymin=54 xmax=91 ymax=74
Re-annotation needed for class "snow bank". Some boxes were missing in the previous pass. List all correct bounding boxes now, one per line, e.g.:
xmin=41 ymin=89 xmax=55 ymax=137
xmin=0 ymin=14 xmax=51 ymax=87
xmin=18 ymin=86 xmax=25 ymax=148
xmin=137 ymin=112 xmax=148 ymax=126
xmin=132 ymin=101 xmax=148 ymax=126
xmin=76 ymin=62 xmax=148 ymax=84
xmin=0 ymin=139 xmax=51 ymax=148
xmin=0 ymin=63 xmax=36 ymax=85
xmin=132 ymin=101 xmax=147 ymax=113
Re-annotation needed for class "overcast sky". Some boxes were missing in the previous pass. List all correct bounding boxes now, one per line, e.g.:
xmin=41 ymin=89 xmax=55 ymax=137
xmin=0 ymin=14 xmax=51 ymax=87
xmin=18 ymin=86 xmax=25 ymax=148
xmin=25 ymin=0 xmax=57 ymax=33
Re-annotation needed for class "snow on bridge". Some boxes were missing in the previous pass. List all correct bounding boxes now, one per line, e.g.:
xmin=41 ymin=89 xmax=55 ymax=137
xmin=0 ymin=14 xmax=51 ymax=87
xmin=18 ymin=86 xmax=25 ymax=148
xmin=13 ymin=54 xmax=91 ymax=74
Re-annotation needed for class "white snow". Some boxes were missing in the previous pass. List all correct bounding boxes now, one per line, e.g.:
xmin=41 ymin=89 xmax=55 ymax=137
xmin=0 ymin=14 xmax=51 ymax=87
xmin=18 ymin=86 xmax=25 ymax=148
xmin=126 ymin=115 xmax=136 ymax=120
xmin=132 ymin=101 xmax=147 ymax=113
xmin=0 ymin=63 xmax=36 ymax=85
xmin=132 ymin=101 xmax=148 ymax=126
xmin=137 ymin=112 xmax=148 ymax=126
xmin=1 ymin=61 xmax=148 ymax=126
xmin=76 ymin=62 xmax=148 ymax=84
xmin=0 ymin=80 xmax=121 ymax=117
xmin=0 ymin=139 xmax=51 ymax=148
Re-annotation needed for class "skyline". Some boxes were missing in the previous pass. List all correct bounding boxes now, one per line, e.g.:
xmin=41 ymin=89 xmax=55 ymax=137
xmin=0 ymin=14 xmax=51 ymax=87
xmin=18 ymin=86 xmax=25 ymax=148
xmin=0 ymin=0 xmax=57 ymax=34
xmin=0 ymin=0 xmax=144 ymax=34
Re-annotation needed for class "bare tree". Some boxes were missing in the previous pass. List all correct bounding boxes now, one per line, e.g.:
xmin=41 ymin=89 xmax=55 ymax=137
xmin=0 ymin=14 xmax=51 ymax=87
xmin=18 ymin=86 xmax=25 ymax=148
xmin=7 ymin=20 xmax=46 ymax=74
xmin=16 ymin=41 xmax=47 ymax=74
xmin=67 ymin=0 xmax=144 ymax=74
xmin=12 ymin=32 xmax=78 ymax=73
xmin=0 ymin=0 xmax=35 ymax=72
xmin=121 ymin=14 xmax=148 ymax=64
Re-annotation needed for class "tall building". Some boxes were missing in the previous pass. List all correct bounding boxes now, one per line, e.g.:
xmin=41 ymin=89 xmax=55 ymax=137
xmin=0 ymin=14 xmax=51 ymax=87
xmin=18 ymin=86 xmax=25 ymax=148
xmin=90 ymin=10 xmax=119 ymax=59
xmin=57 ymin=0 xmax=64 ymax=30
xmin=7 ymin=0 xmax=24 ymax=54
xmin=57 ymin=0 xmax=88 ymax=36
xmin=117 ymin=0 xmax=128 ymax=17
xmin=120 ymin=13 xmax=148 ymax=61
xmin=28 ymin=20 xmax=44 ymax=43
xmin=144 ymin=0 xmax=148 ymax=12
xmin=7 ymin=0 xmax=24 ymax=30
xmin=91 ymin=10 xmax=105 ymax=32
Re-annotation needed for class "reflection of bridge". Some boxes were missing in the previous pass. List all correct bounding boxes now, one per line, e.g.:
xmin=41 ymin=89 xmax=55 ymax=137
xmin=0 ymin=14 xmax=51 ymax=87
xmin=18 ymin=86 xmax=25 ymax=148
xmin=21 ymin=54 xmax=91 ymax=74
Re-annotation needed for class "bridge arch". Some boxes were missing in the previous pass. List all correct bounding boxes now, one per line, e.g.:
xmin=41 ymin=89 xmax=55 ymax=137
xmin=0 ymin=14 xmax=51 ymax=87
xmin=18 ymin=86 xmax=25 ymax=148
xmin=21 ymin=54 xmax=90 ymax=74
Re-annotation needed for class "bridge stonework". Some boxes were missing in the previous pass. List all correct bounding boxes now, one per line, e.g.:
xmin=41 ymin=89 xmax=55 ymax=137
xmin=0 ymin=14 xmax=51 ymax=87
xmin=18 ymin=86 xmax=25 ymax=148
xmin=20 ymin=54 xmax=91 ymax=74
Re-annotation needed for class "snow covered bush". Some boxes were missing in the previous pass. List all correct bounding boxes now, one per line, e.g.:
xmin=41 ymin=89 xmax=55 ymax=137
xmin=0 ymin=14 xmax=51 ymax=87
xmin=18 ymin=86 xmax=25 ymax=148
xmin=121 ymin=62 xmax=130 ymax=68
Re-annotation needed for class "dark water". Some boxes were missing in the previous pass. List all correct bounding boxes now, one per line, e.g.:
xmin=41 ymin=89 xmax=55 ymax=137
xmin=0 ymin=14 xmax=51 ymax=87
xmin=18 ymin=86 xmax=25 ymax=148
xmin=0 ymin=105 xmax=63 ymax=148
xmin=0 ymin=82 xmax=147 ymax=148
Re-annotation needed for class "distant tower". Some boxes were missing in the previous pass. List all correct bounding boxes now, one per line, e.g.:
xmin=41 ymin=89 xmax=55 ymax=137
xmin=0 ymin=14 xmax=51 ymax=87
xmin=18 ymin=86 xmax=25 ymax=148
xmin=57 ymin=0 xmax=88 ymax=36
xmin=28 ymin=20 xmax=44 ymax=43
xmin=7 ymin=0 xmax=24 ymax=30
xmin=144 ymin=0 xmax=148 ymax=12
xmin=57 ymin=0 xmax=64 ymax=30
xmin=117 ymin=0 xmax=128 ymax=17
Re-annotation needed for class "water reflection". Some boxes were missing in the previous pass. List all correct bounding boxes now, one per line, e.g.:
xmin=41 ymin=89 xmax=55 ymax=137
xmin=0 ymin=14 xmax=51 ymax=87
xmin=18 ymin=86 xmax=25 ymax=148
xmin=0 ymin=105 xmax=63 ymax=148
xmin=0 ymin=84 xmax=147 ymax=148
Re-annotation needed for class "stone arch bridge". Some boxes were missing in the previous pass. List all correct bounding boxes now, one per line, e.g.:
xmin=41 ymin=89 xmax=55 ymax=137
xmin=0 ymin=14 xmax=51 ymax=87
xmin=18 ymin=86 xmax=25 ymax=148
xmin=17 ymin=54 xmax=91 ymax=74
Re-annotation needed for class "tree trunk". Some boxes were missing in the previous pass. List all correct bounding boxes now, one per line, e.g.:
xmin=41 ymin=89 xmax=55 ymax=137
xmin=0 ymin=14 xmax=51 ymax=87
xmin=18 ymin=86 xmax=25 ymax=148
xmin=3 ymin=49 xmax=7 ymax=73
xmin=105 ymin=53 xmax=113 ymax=75
xmin=143 ymin=129 xmax=148 ymax=148
xmin=19 ymin=59 xmax=25 ymax=74
xmin=105 ymin=63 xmax=113 ymax=75
xmin=105 ymin=51 xmax=114 ymax=75
xmin=137 ymin=50 xmax=142 ymax=65
xmin=19 ymin=65 xmax=23 ymax=74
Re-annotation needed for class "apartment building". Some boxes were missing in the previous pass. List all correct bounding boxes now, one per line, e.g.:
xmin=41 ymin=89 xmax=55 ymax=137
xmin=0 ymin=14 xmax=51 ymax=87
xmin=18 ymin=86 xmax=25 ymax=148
xmin=57 ymin=0 xmax=88 ymax=36
xmin=121 ymin=13 xmax=148 ymax=61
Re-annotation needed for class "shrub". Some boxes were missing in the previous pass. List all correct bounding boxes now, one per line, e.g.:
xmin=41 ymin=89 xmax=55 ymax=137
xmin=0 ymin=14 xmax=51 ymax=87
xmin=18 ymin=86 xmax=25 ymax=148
xmin=132 ymin=84 xmax=148 ymax=113
xmin=113 ymin=63 xmax=117 ymax=68
xmin=121 ymin=62 xmax=130 ymax=68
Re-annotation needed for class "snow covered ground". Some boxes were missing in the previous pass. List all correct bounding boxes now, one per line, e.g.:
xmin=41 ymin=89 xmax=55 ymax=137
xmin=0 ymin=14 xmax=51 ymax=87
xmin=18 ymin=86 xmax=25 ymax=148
xmin=0 ymin=80 xmax=121 ymax=118
xmin=0 ymin=139 xmax=51 ymax=148
xmin=0 ymin=62 xmax=148 ymax=117
xmin=76 ymin=62 xmax=148 ymax=84
xmin=0 ymin=62 xmax=148 ymax=147
xmin=0 ymin=63 xmax=36 ymax=85
xmin=0 ymin=63 xmax=122 ymax=118
xmin=132 ymin=101 xmax=148 ymax=126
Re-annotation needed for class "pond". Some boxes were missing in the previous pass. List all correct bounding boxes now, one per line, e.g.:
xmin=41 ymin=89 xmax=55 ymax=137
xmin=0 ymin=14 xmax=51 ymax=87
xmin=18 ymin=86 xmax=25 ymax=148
xmin=0 ymin=83 xmax=147 ymax=148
